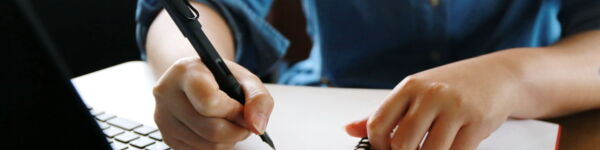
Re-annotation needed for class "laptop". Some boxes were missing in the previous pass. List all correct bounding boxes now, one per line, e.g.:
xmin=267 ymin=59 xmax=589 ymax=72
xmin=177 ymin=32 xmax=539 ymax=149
xmin=1 ymin=0 xmax=169 ymax=149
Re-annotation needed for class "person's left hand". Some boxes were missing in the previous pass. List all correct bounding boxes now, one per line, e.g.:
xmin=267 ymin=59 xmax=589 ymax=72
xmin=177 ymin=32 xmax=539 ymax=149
xmin=345 ymin=57 xmax=527 ymax=150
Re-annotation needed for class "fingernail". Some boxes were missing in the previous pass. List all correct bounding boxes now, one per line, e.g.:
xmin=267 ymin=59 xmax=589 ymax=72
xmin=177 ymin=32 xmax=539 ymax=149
xmin=253 ymin=113 xmax=268 ymax=134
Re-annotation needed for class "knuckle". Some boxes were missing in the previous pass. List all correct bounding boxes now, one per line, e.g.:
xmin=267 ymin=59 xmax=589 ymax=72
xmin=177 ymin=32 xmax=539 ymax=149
xmin=470 ymin=110 xmax=487 ymax=123
xmin=186 ymin=71 xmax=213 ymax=87
xmin=426 ymin=82 xmax=447 ymax=94
xmin=420 ymin=82 xmax=449 ymax=105
xmin=172 ymin=57 xmax=207 ymax=78
xmin=185 ymin=78 xmax=221 ymax=117
xmin=153 ymin=111 xmax=163 ymax=125
xmin=394 ymin=75 xmax=424 ymax=93
xmin=453 ymin=94 xmax=467 ymax=108
xmin=172 ymin=57 xmax=195 ymax=72
xmin=424 ymin=82 xmax=450 ymax=98
xmin=203 ymin=120 xmax=229 ymax=141
xmin=366 ymin=119 xmax=382 ymax=135
xmin=161 ymin=136 xmax=180 ymax=149
xmin=195 ymin=97 xmax=221 ymax=116
xmin=153 ymin=108 xmax=168 ymax=127
xmin=247 ymin=88 xmax=270 ymax=102
xmin=152 ymin=84 xmax=168 ymax=99
xmin=185 ymin=67 xmax=218 ymax=93
xmin=403 ymin=75 xmax=422 ymax=86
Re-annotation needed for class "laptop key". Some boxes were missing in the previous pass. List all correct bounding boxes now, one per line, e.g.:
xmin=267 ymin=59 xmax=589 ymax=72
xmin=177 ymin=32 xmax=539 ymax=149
xmin=89 ymin=109 xmax=104 ymax=116
xmin=107 ymin=117 xmax=143 ymax=131
xmin=96 ymin=113 xmax=116 ymax=122
xmin=149 ymin=131 xmax=163 ymax=141
xmin=111 ymin=140 xmax=128 ymax=150
xmin=97 ymin=122 xmax=110 ymax=130
xmin=114 ymin=132 xmax=140 ymax=143
xmin=133 ymin=126 xmax=158 ymax=136
xmin=103 ymin=127 xmax=125 ymax=138
xmin=146 ymin=141 xmax=170 ymax=150
xmin=128 ymin=147 xmax=143 ymax=150
xmin=130 ymin=137 xmax=155 ymax=148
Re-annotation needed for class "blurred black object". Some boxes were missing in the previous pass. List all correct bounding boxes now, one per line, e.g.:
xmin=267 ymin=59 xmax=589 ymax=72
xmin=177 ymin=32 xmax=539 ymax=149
xmin=2 ymin=0 xmax=312 ymax=78
xmin=0 ymin=0 xmax=113 ymax=149
xmin=23 ymin=0 xmax=140 ymax=77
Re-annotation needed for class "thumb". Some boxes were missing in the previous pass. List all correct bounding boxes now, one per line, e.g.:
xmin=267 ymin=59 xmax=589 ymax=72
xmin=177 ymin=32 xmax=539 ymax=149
xmin=345 ymin=117 xmax=369 ymax=137
xmin=226 ymin=60 xmax=274 ymax=135
xmin=242 ymin=83 xmax=274 ymax=135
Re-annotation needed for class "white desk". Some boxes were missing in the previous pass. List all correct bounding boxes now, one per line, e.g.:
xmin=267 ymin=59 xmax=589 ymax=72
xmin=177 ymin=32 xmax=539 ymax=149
xmin=72 ymin=61 xmax=559 ymax=150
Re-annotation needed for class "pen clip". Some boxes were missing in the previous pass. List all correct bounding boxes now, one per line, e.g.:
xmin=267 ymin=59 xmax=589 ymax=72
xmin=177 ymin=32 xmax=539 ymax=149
xmin=181 ymin=0 xmax=199 ymax=21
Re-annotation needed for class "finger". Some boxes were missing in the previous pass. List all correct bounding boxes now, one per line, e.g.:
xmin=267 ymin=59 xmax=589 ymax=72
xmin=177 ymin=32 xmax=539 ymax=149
xmin=162 ymin=137 xmax=195 ymax=150
xmin=420 ymin=114 xmax=461 ymax=150
xmin=185 ymin=116 xmax=251 ymax=143
xmin=160 ymin=79 xmax=251 ymax=143
xmin=390 ymin=97 xmax=437 ymax=150
xmin=368 ymin=77 xmax=419 ymax=150
xmin=240 ymin=76 xmax=275 ymax=135
xmin=154 ymin=57 xmax=245 ymax=123
xmin=154 ymin=106 xmax=207 ymax=149
xmin=182 ymin=67 xmax=245 ymax=121
xmin=159 ymin=107 xmax=238 ymax=149
xmin=227 ymin=62 xmax=275 ymax=135
xmin=171 ymin=116 xmax=238 ymax=150
xmin=154 ymin=64 xmax=210 ymax=149
xmin=153 ymin=58 xmax=250 ymax=147
xmin=450 ymin=125 xmax=484 ymax=150
xmin=345 ymin=117 xmax=369 ymax=137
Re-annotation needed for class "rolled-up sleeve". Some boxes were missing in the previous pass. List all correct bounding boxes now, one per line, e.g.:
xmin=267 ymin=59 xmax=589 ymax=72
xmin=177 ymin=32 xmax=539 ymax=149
xmin=559 ymin=0 xmax=600 ymax=37
xmin=135 ymin=0 xmax=290 ymax=76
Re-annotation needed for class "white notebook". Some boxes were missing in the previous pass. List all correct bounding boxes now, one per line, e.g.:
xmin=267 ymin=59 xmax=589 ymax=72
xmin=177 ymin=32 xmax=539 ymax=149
xmin=72 ymin=61 xmax=560 ymax=150
xmin=235 ymin=85 xmax=560 ymax=150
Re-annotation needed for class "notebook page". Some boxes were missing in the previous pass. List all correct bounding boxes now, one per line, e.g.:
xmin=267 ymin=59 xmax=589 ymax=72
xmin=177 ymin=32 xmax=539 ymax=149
xmin=235 ymin=85 xmax=559 ymax=150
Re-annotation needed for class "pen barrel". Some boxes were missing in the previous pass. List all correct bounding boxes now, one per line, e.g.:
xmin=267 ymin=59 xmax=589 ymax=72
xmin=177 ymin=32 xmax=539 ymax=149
xmin=191 ymin=24 xmax=247 ymax=104
xmin=218 ymin=75 xmax=246 ymax=104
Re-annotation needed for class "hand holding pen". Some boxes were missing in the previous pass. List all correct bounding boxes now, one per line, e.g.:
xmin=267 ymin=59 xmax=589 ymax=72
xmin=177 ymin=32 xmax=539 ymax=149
xmin=151 ymin=0 xmax=276 ymax=149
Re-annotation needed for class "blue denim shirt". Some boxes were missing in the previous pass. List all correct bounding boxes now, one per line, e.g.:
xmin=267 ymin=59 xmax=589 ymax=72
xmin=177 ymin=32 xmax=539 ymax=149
xmin=136 ymin=0 xmax=600 ymax=88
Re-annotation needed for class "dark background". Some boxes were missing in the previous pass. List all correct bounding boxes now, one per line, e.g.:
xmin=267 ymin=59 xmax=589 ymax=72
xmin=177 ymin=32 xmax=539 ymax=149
xmin=29 ymin=0 xmax=141 ymax=77
xmin=25 ymin=0 xmax=310 ymax=78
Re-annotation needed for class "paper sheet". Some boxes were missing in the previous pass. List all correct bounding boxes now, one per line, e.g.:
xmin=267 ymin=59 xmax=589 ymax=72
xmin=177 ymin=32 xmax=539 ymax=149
xmin=72 ymin=61 xmax=559 ymax=150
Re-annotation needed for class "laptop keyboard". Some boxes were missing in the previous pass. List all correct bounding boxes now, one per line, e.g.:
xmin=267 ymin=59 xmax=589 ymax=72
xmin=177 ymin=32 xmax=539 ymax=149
xmin=89 ymin=108 xmax=171 ymax=150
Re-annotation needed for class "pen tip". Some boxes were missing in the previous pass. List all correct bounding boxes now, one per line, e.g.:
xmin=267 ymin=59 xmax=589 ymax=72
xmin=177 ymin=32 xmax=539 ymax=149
xmin=260 ymin=132 xmax=276 ymax=150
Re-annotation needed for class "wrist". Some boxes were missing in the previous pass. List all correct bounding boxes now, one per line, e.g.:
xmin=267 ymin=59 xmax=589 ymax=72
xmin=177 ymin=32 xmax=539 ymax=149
xmin=485 ymin=48 xmax=548 ymax=119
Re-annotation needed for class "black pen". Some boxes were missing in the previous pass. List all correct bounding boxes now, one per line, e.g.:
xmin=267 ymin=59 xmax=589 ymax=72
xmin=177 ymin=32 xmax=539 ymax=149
xmin=157 ymin=0 xmax=276 ymax=149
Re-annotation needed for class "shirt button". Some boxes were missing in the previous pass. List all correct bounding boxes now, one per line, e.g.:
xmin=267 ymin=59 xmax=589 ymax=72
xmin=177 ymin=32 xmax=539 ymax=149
xmin=430 ymin=50 xmax=441 ymax=63
xmin=429 ymin=0 xmax=440 ymax=7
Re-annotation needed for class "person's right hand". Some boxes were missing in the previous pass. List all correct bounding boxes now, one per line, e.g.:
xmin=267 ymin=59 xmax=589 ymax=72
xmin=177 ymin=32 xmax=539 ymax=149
xmin=152 ymin=57 xmax=274 ymax=150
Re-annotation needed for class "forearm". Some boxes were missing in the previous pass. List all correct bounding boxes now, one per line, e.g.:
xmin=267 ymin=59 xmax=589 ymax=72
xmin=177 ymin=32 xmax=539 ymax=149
xmin=146 ymin=2 xmax=235 ymax=77
xmin=493 ymin=31 xmax=600 ymax=119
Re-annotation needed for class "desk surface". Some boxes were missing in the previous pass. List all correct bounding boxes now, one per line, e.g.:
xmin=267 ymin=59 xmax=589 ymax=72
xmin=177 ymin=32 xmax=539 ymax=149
xmin=72 ymin=61 xmax=598 ymax=150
